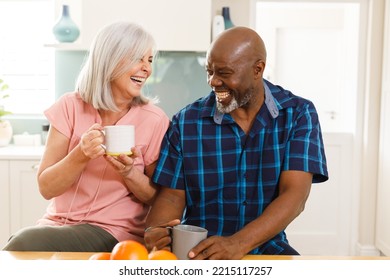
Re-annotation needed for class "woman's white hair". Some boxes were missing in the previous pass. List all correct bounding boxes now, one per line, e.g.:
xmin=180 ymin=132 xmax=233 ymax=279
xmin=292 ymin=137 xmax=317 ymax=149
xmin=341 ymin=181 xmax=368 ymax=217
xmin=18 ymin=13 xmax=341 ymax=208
xmin=76 ymin=21 xmax=157 ymax=111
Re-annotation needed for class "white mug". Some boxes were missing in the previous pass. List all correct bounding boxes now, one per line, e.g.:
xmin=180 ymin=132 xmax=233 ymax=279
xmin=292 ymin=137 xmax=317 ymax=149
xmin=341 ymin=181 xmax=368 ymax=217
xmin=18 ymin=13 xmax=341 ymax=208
xmin=172 ymin=224 xmax=208 ymax=260
xmin=101 ymin=125 xmax=135 ymax=156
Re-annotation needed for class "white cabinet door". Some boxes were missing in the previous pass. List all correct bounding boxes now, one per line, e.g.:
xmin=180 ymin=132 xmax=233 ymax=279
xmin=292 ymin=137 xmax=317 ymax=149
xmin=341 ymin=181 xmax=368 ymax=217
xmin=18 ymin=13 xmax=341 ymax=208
xmin=55 ymin=0 xmax=212 ymax=51
xmin=9 ymin=160 xmax=49 ymax=235
xmin=0 ymin=161 xmax=10 ymax=247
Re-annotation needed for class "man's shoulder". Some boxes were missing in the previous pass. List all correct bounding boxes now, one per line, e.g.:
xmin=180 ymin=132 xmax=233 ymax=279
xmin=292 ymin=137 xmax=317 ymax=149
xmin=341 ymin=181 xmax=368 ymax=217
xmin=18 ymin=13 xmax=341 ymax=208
xmin=174 ymin=92 xmax=214 ymax=118
xmin=265 ymin=80 xmax=315 ymax=110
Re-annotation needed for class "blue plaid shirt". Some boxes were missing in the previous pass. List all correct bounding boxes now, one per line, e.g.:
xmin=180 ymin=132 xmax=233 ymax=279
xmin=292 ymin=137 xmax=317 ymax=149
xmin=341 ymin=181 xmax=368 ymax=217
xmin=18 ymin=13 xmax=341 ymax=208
xmin=153 ymin=79 xmax=328 ymax=254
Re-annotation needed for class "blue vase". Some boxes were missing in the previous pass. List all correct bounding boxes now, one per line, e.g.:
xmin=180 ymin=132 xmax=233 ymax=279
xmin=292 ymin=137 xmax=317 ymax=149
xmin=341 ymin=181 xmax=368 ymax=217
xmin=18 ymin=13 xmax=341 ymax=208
xmin=222 ymin=7 xmax=234 ymax=29
xmin=52 ymin=5 xmax=80 ymax=43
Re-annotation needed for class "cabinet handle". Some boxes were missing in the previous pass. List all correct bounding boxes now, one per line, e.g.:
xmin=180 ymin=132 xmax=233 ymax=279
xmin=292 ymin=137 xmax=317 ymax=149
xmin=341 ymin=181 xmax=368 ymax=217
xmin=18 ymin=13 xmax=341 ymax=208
xmin=32 ymin=164 xmax=40 ymax=170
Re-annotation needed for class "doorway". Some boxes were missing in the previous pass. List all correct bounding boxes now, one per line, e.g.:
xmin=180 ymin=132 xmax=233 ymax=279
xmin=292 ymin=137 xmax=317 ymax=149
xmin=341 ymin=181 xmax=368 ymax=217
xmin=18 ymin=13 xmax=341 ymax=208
xmin=255 ymin=0 xmax=366 ymax=255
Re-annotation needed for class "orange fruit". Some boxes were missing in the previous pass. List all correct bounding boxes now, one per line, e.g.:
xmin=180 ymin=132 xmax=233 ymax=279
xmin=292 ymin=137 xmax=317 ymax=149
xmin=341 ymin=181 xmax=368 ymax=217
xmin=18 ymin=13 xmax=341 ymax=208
xmin=110 ymin=240 xmax=148 ymax=260
xmin=148 ymin=250 xmax=178 ymax=260
xmin=88 ymin=252 xmax=112 ymax=260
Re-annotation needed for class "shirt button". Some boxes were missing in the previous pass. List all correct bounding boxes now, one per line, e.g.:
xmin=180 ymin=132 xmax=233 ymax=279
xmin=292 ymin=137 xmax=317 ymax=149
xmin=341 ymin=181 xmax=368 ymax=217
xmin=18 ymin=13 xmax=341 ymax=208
xmin=243 ymin=200 xmax=248 ymax=205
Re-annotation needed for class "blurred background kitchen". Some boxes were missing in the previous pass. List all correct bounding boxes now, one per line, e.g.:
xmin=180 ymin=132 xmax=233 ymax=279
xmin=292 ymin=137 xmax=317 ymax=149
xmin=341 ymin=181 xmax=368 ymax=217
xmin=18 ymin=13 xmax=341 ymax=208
xmin=0 ymin=0 xmax=389 ymax=257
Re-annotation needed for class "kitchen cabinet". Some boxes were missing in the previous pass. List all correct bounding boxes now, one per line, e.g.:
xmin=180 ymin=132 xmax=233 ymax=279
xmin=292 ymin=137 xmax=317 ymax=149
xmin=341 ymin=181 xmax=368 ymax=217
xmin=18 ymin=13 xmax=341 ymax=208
xmin=0 ymin=146 xmax=49 ymax=247
xmin=52 ymin=0 xmax=212 ymax=51
xmin=0 ymin=161 xmax=10 ymax=247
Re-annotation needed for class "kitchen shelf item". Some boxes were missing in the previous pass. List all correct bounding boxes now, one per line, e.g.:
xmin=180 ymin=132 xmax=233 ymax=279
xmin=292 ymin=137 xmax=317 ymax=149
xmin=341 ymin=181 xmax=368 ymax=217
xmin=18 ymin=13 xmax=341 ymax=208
xmin=222 ymin=6 xmax=234 ymax=29
xmin=52 ymin=5 xmax=80 ymax=43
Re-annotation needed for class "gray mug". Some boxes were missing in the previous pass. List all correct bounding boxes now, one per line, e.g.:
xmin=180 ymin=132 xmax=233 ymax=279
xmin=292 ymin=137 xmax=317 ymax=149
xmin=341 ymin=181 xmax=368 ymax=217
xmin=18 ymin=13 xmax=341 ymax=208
xmin=171 ymin=224 xmax=208 ymax=260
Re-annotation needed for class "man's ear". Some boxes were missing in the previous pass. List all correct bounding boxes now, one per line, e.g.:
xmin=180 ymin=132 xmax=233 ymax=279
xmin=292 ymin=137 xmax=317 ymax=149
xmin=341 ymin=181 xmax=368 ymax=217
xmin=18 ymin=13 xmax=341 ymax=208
xmin=254 ymin=59 xmax=265 ymax=78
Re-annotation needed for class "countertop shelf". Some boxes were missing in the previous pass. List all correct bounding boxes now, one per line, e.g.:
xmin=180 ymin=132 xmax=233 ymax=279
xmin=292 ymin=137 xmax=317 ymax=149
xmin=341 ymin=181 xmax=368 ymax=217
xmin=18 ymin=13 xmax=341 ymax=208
xmin=0 ymin=145 xmax=44 ymax=160
xmin=44 ymin=43 xmax=88 ymax=51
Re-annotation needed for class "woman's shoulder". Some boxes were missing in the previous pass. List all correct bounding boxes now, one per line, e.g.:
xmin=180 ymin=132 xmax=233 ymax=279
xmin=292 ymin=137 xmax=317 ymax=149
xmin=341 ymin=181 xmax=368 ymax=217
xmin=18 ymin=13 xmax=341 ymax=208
xmin=54 ymin=92 xmax=89 ymax=110
xmin=137 ymin=102 xmax=169 ymax=120
xmin=46 ymin=92 xmax=92 ymax=119
xmin=57 ymin=91 xmax=82 ymax=103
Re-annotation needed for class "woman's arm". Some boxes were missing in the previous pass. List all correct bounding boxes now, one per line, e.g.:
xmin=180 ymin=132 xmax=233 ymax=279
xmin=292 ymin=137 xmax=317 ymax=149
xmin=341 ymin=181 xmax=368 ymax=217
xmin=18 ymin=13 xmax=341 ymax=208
xmin=108 ymin=153 xmax=161 ymax=205
xmin=37 ymin=124 xmax=105 ymax=199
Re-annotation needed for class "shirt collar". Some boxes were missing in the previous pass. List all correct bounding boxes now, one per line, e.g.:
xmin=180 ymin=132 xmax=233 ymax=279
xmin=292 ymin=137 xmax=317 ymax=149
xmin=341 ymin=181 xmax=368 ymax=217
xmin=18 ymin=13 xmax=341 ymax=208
xmin=213 ymin=107 xmax=224 ymax=124
xmin=264 ymin=81 xmax=279 ymax=118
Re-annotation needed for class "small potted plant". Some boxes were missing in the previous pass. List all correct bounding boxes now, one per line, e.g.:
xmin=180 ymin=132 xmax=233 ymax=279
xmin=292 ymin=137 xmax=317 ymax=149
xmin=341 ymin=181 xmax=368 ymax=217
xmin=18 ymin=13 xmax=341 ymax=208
xmin=0 ymin=78 xmax=13 ymax=146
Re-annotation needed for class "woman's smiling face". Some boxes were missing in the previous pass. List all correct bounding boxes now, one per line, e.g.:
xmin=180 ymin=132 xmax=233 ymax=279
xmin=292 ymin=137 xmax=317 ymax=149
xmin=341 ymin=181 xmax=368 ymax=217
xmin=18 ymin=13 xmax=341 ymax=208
xmin=111 ymin=49 xmax=153 ymax=101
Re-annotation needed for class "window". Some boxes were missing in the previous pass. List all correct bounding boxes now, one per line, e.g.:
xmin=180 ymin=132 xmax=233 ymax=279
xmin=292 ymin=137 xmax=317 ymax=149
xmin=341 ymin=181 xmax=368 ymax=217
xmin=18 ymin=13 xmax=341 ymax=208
xmin=0 ymin=0 xmax=54 ymax=116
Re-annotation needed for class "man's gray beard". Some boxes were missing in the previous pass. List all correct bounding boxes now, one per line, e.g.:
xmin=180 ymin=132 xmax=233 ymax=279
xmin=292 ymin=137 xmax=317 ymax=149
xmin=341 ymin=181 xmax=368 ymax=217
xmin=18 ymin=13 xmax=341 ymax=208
xmin=216 ymin=97 xmax=239 ymax=113
xmin=216 ymin=91 xmax=252 ymax=114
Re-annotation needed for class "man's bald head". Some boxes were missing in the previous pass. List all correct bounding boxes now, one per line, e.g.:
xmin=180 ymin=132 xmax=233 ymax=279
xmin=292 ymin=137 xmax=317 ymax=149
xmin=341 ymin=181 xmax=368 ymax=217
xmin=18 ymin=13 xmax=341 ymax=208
xmin=208 ymin=26 xmax=267 ymax=64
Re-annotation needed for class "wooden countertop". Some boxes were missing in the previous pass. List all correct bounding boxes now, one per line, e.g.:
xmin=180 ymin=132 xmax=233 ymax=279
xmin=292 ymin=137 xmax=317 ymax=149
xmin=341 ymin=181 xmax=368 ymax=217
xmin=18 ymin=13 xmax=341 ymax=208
xmin=1 ymin=251 xmax=388 ymax=280
xmin=1 ymin=251 xmax=389 ymax=260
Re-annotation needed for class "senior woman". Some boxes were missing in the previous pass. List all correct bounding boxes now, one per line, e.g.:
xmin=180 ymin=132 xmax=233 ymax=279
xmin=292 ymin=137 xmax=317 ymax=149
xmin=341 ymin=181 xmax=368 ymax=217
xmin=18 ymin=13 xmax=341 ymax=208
xmin=2 ymin=21 xmax=169 ymax=252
